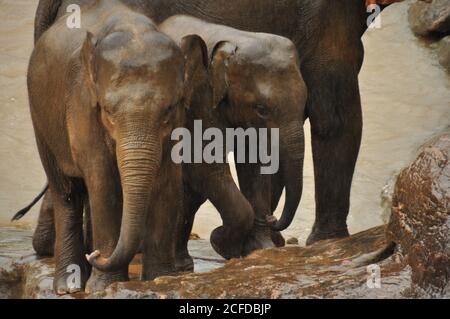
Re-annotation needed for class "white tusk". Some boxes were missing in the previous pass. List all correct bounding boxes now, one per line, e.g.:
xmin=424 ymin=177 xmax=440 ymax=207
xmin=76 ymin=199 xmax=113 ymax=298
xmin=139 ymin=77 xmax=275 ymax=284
xmin=85 ymin=250 xmax=101 ymax=263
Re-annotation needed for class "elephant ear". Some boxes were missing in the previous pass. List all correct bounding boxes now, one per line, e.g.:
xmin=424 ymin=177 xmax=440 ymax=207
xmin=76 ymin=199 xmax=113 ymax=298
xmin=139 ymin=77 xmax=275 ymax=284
xmin=180 ymin=34 xmax=209 ymax=109
xmin=80 ymin=31 xmax=98 ymax=108
xmin=209 ymin=41 xmax=237 ymax=109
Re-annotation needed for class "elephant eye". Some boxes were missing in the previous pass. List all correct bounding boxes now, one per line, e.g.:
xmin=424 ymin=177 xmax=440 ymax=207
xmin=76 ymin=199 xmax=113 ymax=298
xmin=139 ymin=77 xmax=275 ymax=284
xmin=163 ymin=103 xmax=177 ymax=124
xmin=167 ymin=103 xmax=178 ymax=115
xmin=102 ymin=103 xmax=115 ymax=116
xmin=103 ymin=107 xmax=113 ymax=116
xmin=253 ymin=104 xmax=270 ymax=119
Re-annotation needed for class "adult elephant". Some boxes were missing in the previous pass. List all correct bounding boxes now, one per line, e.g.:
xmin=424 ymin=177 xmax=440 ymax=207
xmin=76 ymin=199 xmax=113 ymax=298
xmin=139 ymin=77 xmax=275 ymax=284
xmin=34 ymin=0 xmax=404 ymax=245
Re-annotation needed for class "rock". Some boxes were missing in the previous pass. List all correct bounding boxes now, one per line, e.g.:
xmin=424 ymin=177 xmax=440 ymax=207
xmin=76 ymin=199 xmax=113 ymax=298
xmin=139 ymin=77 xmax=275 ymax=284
xmin=286 ymin=237 xmax=299 ymax=245
xmin=94 ymin=226 xmax=416 ymax=299
xmin=2 ymin=221 xmax=448 ymax=299
xmin=408 ymin=0 xmax=450 ymax=36
xmin=0 ymin=227 xmax=59 ymax=299
xmin=387 ymin=132 xmax=450 ymax=297
xmin=438 ymin=36 xmax=450 ymax=71
xmin=408 ymin=1 xmax=450 ymax=73
xmin=1 ymin=225 xmax=416 ymax=299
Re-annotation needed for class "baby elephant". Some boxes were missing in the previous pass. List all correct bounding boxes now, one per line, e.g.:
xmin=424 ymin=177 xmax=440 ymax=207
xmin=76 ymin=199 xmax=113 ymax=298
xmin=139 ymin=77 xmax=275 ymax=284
xmin=159 ymin=15 xmax=307 ymax=255
xmin=27 ymin=1 xmax=206 ymax=294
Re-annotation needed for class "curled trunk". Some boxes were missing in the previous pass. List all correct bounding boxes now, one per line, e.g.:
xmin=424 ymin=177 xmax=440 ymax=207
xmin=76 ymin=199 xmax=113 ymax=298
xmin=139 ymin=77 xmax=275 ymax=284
xmin=88 ymin=126 xmax=160 ymax=272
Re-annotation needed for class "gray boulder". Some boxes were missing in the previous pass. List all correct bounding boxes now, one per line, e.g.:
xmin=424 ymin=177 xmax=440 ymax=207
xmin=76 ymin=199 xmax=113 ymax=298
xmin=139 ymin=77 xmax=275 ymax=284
xmin=408 ymin=0 xmax=450 ymax=36
xmin=387 ymin=132 xmax=450 ymax=297
xmin=438 ymin=36 xmax=450 ymax=70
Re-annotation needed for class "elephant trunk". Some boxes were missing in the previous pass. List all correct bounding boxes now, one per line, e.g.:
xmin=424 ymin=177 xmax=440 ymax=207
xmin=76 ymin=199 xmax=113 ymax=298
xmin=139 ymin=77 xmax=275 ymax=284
xmin=88 ymin=123 xmax=160 ymax=272
xmin=270 ymin=120 xmax=304 ymax=232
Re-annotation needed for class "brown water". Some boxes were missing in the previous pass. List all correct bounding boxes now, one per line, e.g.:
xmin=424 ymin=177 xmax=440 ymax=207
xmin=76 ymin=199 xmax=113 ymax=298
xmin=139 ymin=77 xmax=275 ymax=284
xmin=1 ymin=1 xmax=449 ymax=245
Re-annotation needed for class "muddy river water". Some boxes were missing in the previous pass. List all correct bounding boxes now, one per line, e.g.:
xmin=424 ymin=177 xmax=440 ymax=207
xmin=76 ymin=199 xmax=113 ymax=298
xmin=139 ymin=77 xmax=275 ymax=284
xmin=0 ymin=1 xmax=449 ymax=245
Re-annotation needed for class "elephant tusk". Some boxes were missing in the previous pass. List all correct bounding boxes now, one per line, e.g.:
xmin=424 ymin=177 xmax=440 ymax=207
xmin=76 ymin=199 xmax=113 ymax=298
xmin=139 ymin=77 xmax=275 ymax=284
xmin=86 ymin=250 xmax=101 ymax=264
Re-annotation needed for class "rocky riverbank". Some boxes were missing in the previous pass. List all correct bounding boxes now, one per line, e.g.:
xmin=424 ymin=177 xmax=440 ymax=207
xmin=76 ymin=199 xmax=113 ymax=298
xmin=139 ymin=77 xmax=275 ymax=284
xmin=408 ymin=0 xmax=450 ymax=71
xmin=0 ymin=225 xmax=406 ymax=299
xmin=387 ymin=132 xmax=450 ymax=297
xmin=1 ymin=132 xmax=448 ymax=299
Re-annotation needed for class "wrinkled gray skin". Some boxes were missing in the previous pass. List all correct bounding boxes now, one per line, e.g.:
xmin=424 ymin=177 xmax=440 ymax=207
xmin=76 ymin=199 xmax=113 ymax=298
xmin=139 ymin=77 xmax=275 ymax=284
xmin=28 ymin=0 xmax=205 ymax=294
xmin=160 ymin=16 xmax=307 ymax=260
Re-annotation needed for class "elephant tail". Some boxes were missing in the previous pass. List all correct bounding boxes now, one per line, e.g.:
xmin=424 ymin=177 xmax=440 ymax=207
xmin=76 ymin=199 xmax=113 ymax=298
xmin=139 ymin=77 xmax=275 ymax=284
xmin=11 ymin=184 xmax=49 ymax=221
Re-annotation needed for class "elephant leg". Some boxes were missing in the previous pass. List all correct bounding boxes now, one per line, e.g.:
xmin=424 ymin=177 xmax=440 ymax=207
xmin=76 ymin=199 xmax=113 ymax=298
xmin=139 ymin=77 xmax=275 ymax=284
xmin=305 ymin=63 xmax=362 ymax=245
xmin=206 ymin=172 xmax=254 ymax=259
xmin=84 ymin=169 xmax=128 ymax=293
xmin=32 ymin=191 xmax=95 ymax=259
xmin=141 ymin=164 xmax=183 ymax=281
xmin=307 ymin=130 xmax=359 ymax=245
xmin=34 ymin=137 xmax=89 ymax=295
xmin=51 ymin=181 xmax=89 ymax=295
xmin=32 ymin=190 xmax=56 ymax=257
xmin=234 ymin=160 xmax=275 ymax=255
xmin=175 ymin=185 xmax=205 ymax=273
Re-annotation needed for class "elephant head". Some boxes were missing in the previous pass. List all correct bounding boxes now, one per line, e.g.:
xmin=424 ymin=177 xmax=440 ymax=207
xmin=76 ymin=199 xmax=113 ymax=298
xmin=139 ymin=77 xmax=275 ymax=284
xmin=209 ymin=37 xmax=307 ymax=232
xmin=82 ymin=28 xmax=207 ymax=272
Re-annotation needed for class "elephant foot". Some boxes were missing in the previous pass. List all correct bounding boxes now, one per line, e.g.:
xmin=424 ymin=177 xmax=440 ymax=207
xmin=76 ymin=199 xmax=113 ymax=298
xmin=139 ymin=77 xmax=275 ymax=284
xmin=271 ymin=231 xmax=286 ymax=248
xmin=175 ymin=253 xmax=194 ymax=273
xmin=306 ymin=227 xmax=350 ymax=246
xmin=54 ymin=277 xmax=84 ymax=295
xmin=85 ymin=268 xmax=128 ymax=294
xmin=242 ymin=225 xmax=275 ymax=256
xmin=210 ymin=226 xmax=244 ymax=260
xmin=53 ymin=263 xmax=89 ymax=295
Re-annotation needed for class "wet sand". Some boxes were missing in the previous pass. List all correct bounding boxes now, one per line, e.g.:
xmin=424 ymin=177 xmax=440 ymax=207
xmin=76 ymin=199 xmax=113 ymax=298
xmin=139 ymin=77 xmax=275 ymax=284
xmin=0 ymin=0 xmax=449 ymax=244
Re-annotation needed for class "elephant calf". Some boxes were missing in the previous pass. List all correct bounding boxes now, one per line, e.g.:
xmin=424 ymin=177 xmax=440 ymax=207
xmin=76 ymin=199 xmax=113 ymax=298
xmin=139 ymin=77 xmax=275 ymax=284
xmin=159 ymin=15 xmax=307 ymax=256
xmin=27 ymin=1 xmax=206 ymax=294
